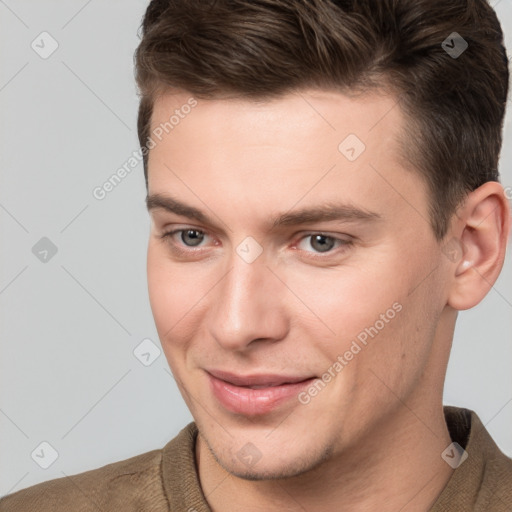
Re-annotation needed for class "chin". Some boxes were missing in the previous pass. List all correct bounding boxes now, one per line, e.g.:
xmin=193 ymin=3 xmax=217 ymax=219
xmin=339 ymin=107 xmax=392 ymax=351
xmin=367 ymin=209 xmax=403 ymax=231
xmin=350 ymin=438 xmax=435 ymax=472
xmin=203 ymin=431 xmax=335 ymax=481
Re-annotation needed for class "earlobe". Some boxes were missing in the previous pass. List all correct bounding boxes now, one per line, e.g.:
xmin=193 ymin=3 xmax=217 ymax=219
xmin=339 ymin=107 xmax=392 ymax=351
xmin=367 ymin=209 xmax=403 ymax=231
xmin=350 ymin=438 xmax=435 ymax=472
xmin=446 ymin=182 xmax=510 ymax=311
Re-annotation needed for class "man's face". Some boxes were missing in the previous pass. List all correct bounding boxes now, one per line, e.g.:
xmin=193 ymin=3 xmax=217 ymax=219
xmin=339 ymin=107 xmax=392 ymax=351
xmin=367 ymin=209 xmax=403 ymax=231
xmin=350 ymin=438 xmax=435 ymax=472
xmin=146 ymin=89 xmax=452 ymax=478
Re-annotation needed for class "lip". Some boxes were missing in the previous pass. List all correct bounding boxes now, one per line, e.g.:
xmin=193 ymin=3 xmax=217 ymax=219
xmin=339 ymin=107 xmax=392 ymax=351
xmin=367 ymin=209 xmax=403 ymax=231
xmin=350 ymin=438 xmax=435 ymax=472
xmin=207 ymin=370 xmax=316 ymax=416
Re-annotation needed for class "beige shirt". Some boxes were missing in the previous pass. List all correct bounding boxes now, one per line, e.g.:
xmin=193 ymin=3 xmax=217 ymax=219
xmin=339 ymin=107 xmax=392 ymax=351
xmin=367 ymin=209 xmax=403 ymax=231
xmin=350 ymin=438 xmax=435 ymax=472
xmin=1 ymin=406 xmax=511 ymax=511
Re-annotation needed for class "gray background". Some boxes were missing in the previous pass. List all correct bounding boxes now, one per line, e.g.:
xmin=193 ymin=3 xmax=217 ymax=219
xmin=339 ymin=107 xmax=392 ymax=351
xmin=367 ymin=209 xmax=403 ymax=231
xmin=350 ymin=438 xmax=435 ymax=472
xmin=1 ymin=0 xmax=511 ymax=496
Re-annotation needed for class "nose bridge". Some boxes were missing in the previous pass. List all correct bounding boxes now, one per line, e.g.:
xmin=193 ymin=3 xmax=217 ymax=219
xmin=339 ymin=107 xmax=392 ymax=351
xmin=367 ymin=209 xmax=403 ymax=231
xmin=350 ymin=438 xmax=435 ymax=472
xmin=209 ymin=247 xmax=287 ymax=350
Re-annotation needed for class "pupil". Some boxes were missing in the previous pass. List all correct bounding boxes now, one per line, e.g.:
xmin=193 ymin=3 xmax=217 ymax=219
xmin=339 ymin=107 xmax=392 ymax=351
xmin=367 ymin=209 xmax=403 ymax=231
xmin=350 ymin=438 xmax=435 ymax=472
xmin=312 ymin=234 xmax=334 ymax=252
xmin=183 ymin=230 xmax=203 ymax=246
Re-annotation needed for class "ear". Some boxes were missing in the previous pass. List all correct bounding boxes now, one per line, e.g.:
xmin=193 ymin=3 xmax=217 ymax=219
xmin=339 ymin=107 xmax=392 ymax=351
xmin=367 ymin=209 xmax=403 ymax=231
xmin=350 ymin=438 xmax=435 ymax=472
xmin=446 ymin=181 xmax=511 ymax=311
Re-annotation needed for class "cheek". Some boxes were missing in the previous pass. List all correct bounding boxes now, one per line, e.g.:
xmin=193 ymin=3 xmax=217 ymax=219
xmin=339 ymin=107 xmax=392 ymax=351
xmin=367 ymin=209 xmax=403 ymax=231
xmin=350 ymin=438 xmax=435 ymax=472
xmin=147 ymin=243 xmax=187 ymax=340
xmin=147 ymin=242 xmax=214 ymax=351
xmin=147 ymin=247 xmax=191 ymax=379
xmin=288 ymin=258 xmax=419 ymax=392
xmin=288 ymin=263 xmax=405 ymax=345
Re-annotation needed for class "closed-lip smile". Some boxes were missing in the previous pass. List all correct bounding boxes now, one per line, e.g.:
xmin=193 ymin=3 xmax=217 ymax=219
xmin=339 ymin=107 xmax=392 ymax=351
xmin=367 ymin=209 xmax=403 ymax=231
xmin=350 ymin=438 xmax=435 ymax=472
xmin=206 ymin=369 xmax=317 ymax=415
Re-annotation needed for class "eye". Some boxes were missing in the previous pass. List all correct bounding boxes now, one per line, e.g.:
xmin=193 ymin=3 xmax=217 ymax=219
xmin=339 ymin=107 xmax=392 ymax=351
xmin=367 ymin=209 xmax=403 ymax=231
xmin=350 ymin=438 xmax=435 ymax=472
xmin=160 ymin=228 xmax=209 ymax=248
xmin=178 ymin=229 xmax=206 ymax=247
xmin=158 ymin=228 xmax=353 ymax=259
xmin=296 ymin=233 xmax=352 ymax=255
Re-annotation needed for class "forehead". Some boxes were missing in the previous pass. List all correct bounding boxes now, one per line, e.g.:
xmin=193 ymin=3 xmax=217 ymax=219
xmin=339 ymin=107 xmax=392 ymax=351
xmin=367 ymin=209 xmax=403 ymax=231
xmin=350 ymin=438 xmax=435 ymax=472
xmin=148 ymin=88 xmax=408 ymax=175
xmin=149 ymin=88 xmax=404 ymax=147
xmin=146 ymin=89 xmax=428 ymax=233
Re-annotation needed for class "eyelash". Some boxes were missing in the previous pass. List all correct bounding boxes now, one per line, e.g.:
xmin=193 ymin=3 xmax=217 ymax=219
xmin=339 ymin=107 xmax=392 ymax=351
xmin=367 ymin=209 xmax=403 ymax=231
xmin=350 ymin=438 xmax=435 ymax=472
xmin=158 ymin=228 xmax=354 ymax=260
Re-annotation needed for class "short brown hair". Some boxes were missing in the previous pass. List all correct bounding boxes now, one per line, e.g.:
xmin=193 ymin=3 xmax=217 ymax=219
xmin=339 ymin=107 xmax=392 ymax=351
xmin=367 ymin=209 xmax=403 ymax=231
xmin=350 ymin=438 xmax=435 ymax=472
xmin=134 ymin=0 xmax=509 ymax=239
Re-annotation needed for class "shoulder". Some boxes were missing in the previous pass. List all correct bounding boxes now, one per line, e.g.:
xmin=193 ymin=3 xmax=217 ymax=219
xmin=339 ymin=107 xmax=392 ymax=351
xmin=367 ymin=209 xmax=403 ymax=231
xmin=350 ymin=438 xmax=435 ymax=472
xmin=0 ymin=448 xmax=168 ymax=512
xmin=480 ymin=432 xmax=512 ymax=509
xmin=432 ymin=406 xmax=512 ymax=511
xmin=462 ymin=407 xmax=512 ymax=508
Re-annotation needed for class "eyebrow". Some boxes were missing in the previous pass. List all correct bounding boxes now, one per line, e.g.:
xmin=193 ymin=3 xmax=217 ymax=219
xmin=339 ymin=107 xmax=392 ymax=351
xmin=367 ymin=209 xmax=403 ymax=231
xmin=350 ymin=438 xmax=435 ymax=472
xmin=146 ymin=193 xmax=382 ymax=230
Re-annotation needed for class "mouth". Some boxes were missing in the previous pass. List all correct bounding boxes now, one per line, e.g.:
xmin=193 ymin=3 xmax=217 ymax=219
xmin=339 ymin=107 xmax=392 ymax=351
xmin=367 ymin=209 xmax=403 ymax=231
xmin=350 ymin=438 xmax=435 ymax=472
xmin=206 ymin=369 xmax=317 ymax=416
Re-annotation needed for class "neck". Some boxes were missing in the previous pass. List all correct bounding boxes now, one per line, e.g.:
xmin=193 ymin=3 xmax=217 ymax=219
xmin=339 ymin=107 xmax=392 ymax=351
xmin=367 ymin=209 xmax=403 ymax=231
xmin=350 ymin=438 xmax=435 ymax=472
xmin=196 ymin=403 xmax=454 ymax=512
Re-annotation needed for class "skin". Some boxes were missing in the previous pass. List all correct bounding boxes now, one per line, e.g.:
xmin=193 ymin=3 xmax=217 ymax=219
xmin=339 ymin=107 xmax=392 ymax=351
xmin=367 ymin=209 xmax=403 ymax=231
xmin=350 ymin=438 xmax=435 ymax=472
xmin=146 ymin=89 xmax=510 ymax=511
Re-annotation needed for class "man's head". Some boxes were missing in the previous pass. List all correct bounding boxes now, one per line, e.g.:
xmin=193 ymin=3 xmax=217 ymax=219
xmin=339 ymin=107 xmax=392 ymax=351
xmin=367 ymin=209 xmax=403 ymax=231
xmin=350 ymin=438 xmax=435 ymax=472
xmin=135 ymin=0 xmax=509 ymax=240
xmin=135 ymin=0 xmax=510 ymax=480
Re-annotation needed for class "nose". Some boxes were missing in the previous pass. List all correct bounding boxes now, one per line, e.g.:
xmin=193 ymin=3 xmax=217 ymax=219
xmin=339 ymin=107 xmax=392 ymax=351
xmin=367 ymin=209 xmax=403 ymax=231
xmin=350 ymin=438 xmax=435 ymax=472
xmin=208 ymin=249 xmax=289 ymax=352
